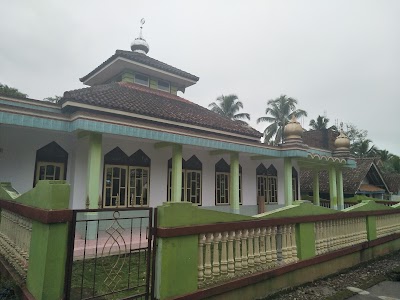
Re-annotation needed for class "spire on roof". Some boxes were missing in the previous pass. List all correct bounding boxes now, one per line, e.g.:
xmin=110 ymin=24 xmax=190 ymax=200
xmin=131 ymin=18 xmax=150 ymax=55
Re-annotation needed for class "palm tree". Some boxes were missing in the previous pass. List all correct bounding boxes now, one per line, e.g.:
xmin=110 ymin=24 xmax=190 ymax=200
xmin=309 ymin=115 xmax=337 ymax=131
xmin=208 ymin=94 xmax=250 ymax=121
xmin=257 ymin=95 xmax=307 ymax=145
xmin=351 ymin=139 xmax=376 ymax=158
xmin=375 ymin=149 xmax=393 ymax=162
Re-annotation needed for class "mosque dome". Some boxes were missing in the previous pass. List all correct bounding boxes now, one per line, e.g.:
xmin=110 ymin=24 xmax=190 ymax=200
xmin=131 ymin=18 xmax=149 ymax=54
xmin=283 ymin=115 xmax=303 ymax=140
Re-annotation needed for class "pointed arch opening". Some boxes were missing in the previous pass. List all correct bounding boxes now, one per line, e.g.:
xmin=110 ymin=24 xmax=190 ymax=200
xmin=103 ymin=148 xmax=150 ymax=208
xmin=167 ymin=155 xmax=202 ymax=205
xmin=215 ymin=158 xmax=242 ymax=205
xmin=34 ymin=141 xmax=68 ymax=186
xmin=256 ymin=163 xmax=278 ymax=204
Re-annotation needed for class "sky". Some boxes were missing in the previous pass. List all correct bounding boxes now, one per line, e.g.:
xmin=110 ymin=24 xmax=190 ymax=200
xmin=1 ymin=0 xmax=399 ymax=155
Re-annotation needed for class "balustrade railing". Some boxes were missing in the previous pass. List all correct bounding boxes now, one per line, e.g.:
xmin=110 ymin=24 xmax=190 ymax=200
xmin=0 ymin=209 xmax=32 ymax=280
xmin=314 ymin=217 xmax=367 ymax=255
xmin=376 ymin=213 xmax=400 ymax=238
xmin=197 ymin=224 xmax=298 ymax=287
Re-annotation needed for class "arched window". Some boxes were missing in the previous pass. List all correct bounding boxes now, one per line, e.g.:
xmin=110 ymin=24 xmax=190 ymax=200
xmin=292 ymin=167 xmax=299 ymax=200
xmin=103 ymin=148 xmax=150 ymax=208
xmin=256 ymin=164 xmax=278 ymax=204
xmin=34 ymin=142 xmax=68 ymax=186
xmin=167 ymin=155 xmax=202 ymax=205
xmin=215 ymin=159 xmax=242 ymax=205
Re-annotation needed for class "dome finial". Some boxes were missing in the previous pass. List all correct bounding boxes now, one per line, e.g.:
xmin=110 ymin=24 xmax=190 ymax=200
xmin=131 ymin=18 xmax=150 ymax=54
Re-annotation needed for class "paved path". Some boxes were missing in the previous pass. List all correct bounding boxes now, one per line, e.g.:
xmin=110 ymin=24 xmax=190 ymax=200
xmin=347 ymin=281 xmax=400 ymax=299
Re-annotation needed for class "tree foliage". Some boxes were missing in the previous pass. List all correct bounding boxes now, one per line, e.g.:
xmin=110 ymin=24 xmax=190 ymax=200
xmin=43 ymin=95 xmax=62 ymax=103
xmin=309 ymin=115 xmax=337 ymax=131
xmin=208 ymin=94 xmax=250 ymax=122
xmin=257 ymin=95 xmax=307 ymax=145
xmin=0 ymin=83 xmax=27 ymax=98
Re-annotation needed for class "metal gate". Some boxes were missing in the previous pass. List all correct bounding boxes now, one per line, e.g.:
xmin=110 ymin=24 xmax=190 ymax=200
xmin=64 ymin=208 xmax=157 ymax=300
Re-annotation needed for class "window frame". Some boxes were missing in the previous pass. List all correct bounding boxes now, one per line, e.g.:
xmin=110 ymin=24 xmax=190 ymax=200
xmin=157 ymin=79 xmax=170 ymax=92
xmin=215 ymin=172 xmax=243 ymax=206
xmin=35 ymin=162 xmax=65 ymax=184
xmin=134 ymin=73 xmax=149 ymax=87
xmin=103 ymin=164 xmax=128 ymax=208
xmin=128 ymin=166 xmax=150 ymax=207
xmin=167 ymin=168 xmax=202 ymax=205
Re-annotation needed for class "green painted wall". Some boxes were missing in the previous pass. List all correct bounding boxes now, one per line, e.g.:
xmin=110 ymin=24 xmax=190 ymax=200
xmin=343 ymin=200 xmax=394 ymax=212
xmin=171 ymin=86 xmax=178 ymax=95
xmin=171 ymin=144 xmax=183 ymax=203
xmin=284 ymin=158 xmax=293 ymax=206
xmin=230 ymin=152 xmax=240 ymax=214
xmin=26 ymin=222 xmax=68 ymax=300
xmin=86 ymin=133 xmax=102 ymax=208
xmin=121 ymin=72 xmax=134 ymax=83
xmin=156 ymin=202 xmax=254 ymax=299
xmin=366 ymin=216 xmax=377 ymax=241
xmin=0 ymin=180 xmax=70 ymax=210
xmin=150 ymin=79 xmax=158 ymax=89
xmin=328 ymin=166 xmax=337 ymax=209
xmin=254 ymin=201 xmax=338 ymax=219
xmin=0 ymin=181 xmax=70 ymax=300
xmin=296 ymin=223 xmax=315 ymax=260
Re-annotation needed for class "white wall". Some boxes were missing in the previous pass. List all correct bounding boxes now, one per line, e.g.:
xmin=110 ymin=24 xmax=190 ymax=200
xmin=0 ymin=125 xmax=76 ymax=195
xmin=0 ymin=126 xmax=290 ymax=212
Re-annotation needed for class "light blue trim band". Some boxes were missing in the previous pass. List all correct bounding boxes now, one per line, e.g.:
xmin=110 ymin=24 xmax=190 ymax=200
xmin=0 ymin=99 xmax=61 ymax=114
xmin=1 ymin=111 xmax=352 ymax=163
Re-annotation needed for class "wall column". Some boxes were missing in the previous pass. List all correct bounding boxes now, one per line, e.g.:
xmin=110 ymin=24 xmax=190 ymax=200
xmin=329 ymin=165 xmax=338 ymax=210
xmin=336 ymin=169 xmax=344 ymax=210
xmin=284 ymin=158 xmax=293 ymax=206
xmin=86 ymin=133 xmax=102 ymax=209
xmin=230 ymin=152 xmax=240 ymax=214
xmin=312 ymin=170 xmax=320 ymax=206
xmin=171 ymin=144 xmax=183 ymax=203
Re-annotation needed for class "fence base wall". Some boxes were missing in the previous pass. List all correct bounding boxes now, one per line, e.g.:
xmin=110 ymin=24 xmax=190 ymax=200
xmin=172 ymin=235 xmax=400 ymax=300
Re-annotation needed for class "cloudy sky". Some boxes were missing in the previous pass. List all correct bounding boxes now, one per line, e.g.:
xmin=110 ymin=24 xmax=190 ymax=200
xmin=1 ymin=0 xmax=399 ymax=155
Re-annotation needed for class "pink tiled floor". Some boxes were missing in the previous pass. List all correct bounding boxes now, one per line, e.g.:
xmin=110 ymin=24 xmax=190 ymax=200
xmin=73 ymin=229 xmax=149 ymax=260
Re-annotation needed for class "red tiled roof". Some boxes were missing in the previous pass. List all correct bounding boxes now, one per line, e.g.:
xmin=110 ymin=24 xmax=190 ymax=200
xmin=80 ymin=50 xmax=199 ymax=83
xmin=300 ymin=158 xmax=384 ymax=194
xmin=61 ymin=82 xmax=262 ymax=139
xmin=383 ymin=173 xmax=400 ymax=193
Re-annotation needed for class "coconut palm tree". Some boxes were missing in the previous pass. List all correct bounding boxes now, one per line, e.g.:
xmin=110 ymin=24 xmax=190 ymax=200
xmin=375 ymin=149 xmax=393 ymax=162
xmin=351 ymin=139 xmax=376 ymax=158
xmin=257 ymin=95 xmax=307 ymax=145
xmin=208 ymin=94 xmax=250 ymax=121
xmin=309 ymin=115 xmax=337 ymax=131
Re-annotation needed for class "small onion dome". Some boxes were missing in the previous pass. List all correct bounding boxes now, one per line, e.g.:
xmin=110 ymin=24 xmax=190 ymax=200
xmin=131 ymin=19 xmax=149 ymax=54
xmin=334 ymin=130 xmax=350 ymax=150
xmin=283 ymin=115 xmax=303 ymax=139
xmin=131 ymin=37 xmax=149 ymax=54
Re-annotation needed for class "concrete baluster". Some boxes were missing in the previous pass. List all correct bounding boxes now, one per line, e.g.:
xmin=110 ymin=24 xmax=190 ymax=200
xmin=220 ymin=232 xmax=228 ymax=275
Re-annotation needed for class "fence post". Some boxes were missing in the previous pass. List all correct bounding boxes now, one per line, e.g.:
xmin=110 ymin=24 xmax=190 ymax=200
xmin=366 ymin=216 xmax=377 ymax=241
xmin=156 ymin=202 xmax=198 ymax=300
xmin=295 ymin=222 xmax=316 ymax=260
xmin=25 ymin=181 xmax=70 ymax=300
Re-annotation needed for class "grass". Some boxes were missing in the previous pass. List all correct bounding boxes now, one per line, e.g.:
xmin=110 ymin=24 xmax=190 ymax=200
xmin=70 ymin=250 xmax=149 ymax=300
xmin=0 ymin=274 xmax=19 ymax=300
